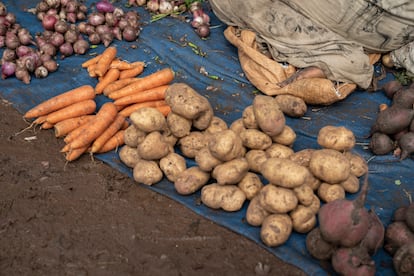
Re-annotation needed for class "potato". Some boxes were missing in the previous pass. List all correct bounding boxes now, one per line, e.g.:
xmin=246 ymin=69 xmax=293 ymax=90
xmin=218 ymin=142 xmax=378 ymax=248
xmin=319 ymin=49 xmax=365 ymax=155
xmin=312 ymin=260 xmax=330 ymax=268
xmin=242 ymin=105 xmax=258 ymax=129
xmin=274 ymin=94 xmax=307 ymax=118
xmin=204 ymin=116 xmax=228 ymax=135
xmin=201 ymin=183 xmax=246 ymax=212
xmin=238 ymin=172 xmax=264 ymax=200
xmin=246 ymin=195 xmax=270 ymax=226
xmin=208 ymin=129 xmax=245 ymax=161
xmin=178 ymin=131 xmax=208 ymax=158
xmin=133 ymin=159 xmax=163 ymax=186
xmin=119 ymin=145 xmax=141 ymax=168
xmin=289 ymin=205 xmax=317 ymax=233
xmin=239 ymin=129 xmax=272 ymax=150
xmin=193 ymin=105 xmax=214 ymax=130
xmin=165 ymin=83 xmax=212 ymax=120
xmin=304 ymin=172 xmax=322 ymax=191
xmin=137 ymin=131 xmax=171 ymax=160
xmin=271 ymin=125 xmax=296 ymax=146
xmin=212 ymin=157 xmax=249 ymax=185
xmin=309 ymin=149 xmax=351 ymax=183
xmin=194 ymin=146 xmax=223 ymax=172
xmin=162 ymin=131 xmax=178 ymax=147
xmin=289 ymin=148 xmax=315 ymax=167
xmin=265 ymin=143 xmax=294 ymax=159
xmin=343 ymin=151 xmax=368 ymax=177
xmin=308 ymin=194 xmax=321 ymax=214
xmin=260 ymin=214 xmax=292 ymax=247
xmin=259 ymin=184 xmax=298 ymax=213
xmin=245 ymin=149 xmax=268 ymax=173
xmin=174 ymin=166 xmax=210 ymax=195
xmin=124 ymin=124 xmax=146 ymax=147
xmin=253 ymin=95 xmax=286 ymax=136
xmin=340 ymin=174 xmax=360 ymax=194
xmin=229 ymin=118 xmax=246 ymax=135
xmin=260 ymin=157 xmax=311 ymax=188
xmin=317 ymin=183 xmax=346 ymax=203
xmin=159 ymin=152 xmax=187 ymax=182
xmin=293 ymin=184 xmax=315 ymax=206
xmin=130 ymin=107 xmax=167 ymax=133
xmin=317 ymin=125 xmax=356 ymax=151
xmin=167 ymin=112 xmax=192 ymax=138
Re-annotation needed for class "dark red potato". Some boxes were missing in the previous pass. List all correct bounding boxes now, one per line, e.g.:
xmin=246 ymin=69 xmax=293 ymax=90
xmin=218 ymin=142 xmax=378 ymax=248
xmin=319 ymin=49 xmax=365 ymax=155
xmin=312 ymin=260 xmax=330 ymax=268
xmin=360 ymin=209 xmax=385 ymax=255
xmin=382 ymin=80 xmax=403 ymax=99
xmin=393 ymin=243 xmax=414 ymax=276
xmin=370 ymin=105 xmax=414 ymax=135
xmin=393 ymin=88 xmax=414 ymax=109
xmin=331 ymin=246 xmax=376 ymax=276
xmin=305 ymin=227 xmax=336 ymax=261
xmin=398 ymin=132 xmax=414 ymax=160
xmin=369 ymin=132 xmax=395 ymax=155
xmin=405 ymin=203 xmax=414 ymax=232
xmin=384 ymin=221 xmax=414 ymax=255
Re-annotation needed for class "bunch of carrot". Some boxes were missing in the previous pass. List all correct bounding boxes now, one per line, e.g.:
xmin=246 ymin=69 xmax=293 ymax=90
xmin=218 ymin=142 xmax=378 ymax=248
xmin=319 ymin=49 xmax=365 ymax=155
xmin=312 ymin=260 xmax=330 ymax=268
xmin=23 ymin=46 xmax=175 ymax=161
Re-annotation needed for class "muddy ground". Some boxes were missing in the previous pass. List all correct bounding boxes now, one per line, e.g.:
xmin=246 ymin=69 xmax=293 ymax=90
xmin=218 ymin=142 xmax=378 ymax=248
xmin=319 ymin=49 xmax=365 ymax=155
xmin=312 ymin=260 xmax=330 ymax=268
xmin=0 ymin=99 xmax=307 ymax=275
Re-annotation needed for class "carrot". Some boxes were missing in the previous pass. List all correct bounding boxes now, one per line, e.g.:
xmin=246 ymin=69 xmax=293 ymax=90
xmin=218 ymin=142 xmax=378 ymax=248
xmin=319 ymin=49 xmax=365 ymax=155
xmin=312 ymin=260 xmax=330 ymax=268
xmin=118 ymin=61 xmax=145 ymax=79
xmin=87 ymin=63 xmax=98 ymax=78
xmin=32 ymin=115 xmax=48 ymax=125
xmin=156 ymin=105 xmax=171 ymax=117
xmin=110 ymin=59 xmax=135 ymax=70
xmin=108 ymin=67 xmax=174 ymax=100
xmin=94 ymin=46 xmax=117 ymax=77
xmin=95 ymin=129 xmax=125 ymax=153
xmin=41 ymin=121 xmax=54 ymax=129
xmin=103 ymin=77 xmax=141 ymax=96
xmin=65 ymin=145 xmax=89 ymax=161
xmin=54 ymin=115 xmax=95 ymax=137
xmin=66 ymin=102 xmax=118 ymax=149
xmin=45 ymin=99 xmax=96 ymax=124
xmin=81 ymin=54 xmax=102 ymax=68
xmin=90 ymin=113 xmax=126 ymax=153
xmin=118 ymin=100 xmax=168 ymax=117
xmin=24 ymin=85 xmax=95 ymax=119
xmin=95 ymin=68 xmax=120 ymax=94
xmin=113 ymin=84 xmax=169 ymax=106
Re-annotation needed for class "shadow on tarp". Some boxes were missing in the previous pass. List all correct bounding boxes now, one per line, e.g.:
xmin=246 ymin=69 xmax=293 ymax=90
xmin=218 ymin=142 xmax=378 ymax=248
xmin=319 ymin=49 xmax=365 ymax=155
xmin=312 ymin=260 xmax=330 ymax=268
xmin=1 ymin=1 xmax=413 ymax=275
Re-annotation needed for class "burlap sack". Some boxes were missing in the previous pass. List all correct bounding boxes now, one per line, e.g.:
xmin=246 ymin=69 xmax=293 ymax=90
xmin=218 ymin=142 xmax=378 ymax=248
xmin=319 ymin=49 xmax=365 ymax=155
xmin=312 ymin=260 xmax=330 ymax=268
xmin=224 ymin=26 xmax=358 ymax=105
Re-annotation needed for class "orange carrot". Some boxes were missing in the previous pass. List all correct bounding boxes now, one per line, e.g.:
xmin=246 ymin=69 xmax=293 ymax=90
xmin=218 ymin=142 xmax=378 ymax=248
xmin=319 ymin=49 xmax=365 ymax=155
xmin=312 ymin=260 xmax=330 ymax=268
xmin=95 ymin=129 xmax=125 ymax=153
xmin=24 ymin=85 xmax=95 ymax=119
xmin=118 ymin=62 xmax=145 ymax=79
xmin=118 ymin=100 xmax=168 ymax=117
xmin=45 ymin=99 xmax=96 ymax=124
xmin=87 ymin=63 xmax=98 ymax=78
xmin=108 ymin=67 xmax=174 ymax=100
xmin=95 ymin=68 xmax=120 ymax=94
xmin=103 ymin=77 xmax=141 ymax=96
xmin=32 ymin=115 xmax=48 ymax=125
xmin=54 ymin=115 xmax=95 ymax=137
xmin=66 ymin=102 xmax=118 ymax=149
xmin=90 ymin=113 xmax=126 ymax=153
xmin=94 ymin=46 xmax=117 ymax=77
xmin=65 ymin=145 xmax=89 ymax=161
xmin=41 ymin=121 xmax=54 ymax=129
xmin=113 ymin=84 xmax=169 ymax=106
xmin=81 ymin=54 xmax=102 ymax=68
xmin=156 ymin=105 xmax=171 ymax=117
xmin=110 ymin=59 xmax=135 ymax=70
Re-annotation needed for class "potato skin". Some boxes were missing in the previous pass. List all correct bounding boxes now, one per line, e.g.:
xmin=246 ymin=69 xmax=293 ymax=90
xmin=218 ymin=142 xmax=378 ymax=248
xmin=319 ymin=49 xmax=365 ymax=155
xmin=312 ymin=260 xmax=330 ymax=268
xmin=274 ymin=94 xmax=307 ymax=118
xmin=293 ymin=184 xmax=315 ymax=206
xmin=289 ymin=205 xmax=317 ymax=233
xmin=130 ymin=107 xmax=167 ymax=133
xmin=238 ymin=172 xmax=264 ymax=200
xmin=133 ymin=159 xmax=163 ymax=186
xmin=194 ymin=146 xmax=222 ymax=172
xmin=340 ymin=174 xmax=360 ymax=194
xmin=137 ymin=131 xmax=171 ymax=160
xmin=242 ymin=105 xmax=258 ymax=129
xmin=174 ymin=166 xmax=210 ymax=195
xmin=193 ymin=105 xmax=214 ymax=130
xmin=124 ymin=124 xmax=146 ymax=147
xmin=265 ymin=143 xmax=294 ymax=159
xmin=212 ymin=157 xmax=249 ymax=185
xmin=245 ymin=149 xmax=268 ymax=173
xmin=201 ymin=183 xmax=246 ymax=212
xmin=309 ymin=149 xmax=351 ymax=184
xmin=229 ymin=118 xmax=246 ymax=135
xmin=260 ymin=157 xmax=311 ymax=188
xmin=344 ymin=151 xmax=368 ymax=177
xmin=178 ymin=131 xmax=208 ymax=158
xmin=253 ymin=95 xmax=286 ymax=137
xmin=239 ymin=129 xmax=272 ymax=150
xmin=260 ymin=214 xmax=292 ymax=247
xmin=317 ymin=183 xmax=346 ymax=203
xmin=289 ymin=148 xmax=315 ymax=167
xmin=259 ymin=184 xmax=298 ymax=214
xmin=167 ymin=112 xmax=192 ymax=138
xmin=204 ymin=116 xmax=228 ymax=135
xmin=119 ymin=145 xmax=141 ymax=168
xmin=271 ymin=125 xmax=296 ymax=146
xmin=159 ymin=152 xmax=187 ymax=182
xmin=208 ymin=129 xmax=245 ymax=161
xmin=317 ymin=125 xmax=356 ymax=151
xmin=246 ymin=195 xmax=270 ymax=226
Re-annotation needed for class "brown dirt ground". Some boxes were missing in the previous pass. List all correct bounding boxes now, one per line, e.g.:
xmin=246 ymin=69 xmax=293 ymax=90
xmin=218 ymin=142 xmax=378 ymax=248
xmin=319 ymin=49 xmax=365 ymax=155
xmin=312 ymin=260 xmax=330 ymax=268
xmin=0 ymin=100 xmax=307 ymax=276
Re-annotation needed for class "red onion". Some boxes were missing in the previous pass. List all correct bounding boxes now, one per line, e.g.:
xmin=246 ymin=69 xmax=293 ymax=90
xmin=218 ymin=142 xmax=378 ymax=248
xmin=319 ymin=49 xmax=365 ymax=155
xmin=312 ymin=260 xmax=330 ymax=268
xmin=16 ymin=45 xmax=33 ymax=58
xmin=96 ymin=1 xmax=115 ymax=13
xmin=85 ymin=24 xmax=96 ymax=35
xmin=0 ymin=35 xmax=4 ymax=47
xmin=0 ymin=23 xmax=7 ymax=36
xmin=159 ymin=0 xmax=173 ymax=14
xmin=19 ymin=52 xmax=41 ymax=72
xmin=117 ymin=18 xmax=128 ymax=30
xmin=100 ymin=32 xmax=114 ymax=47
xmin=54 ymin=20 xmax=69 ymax=34
xmin=95 ymin=24 xmax=111 ymax=36
xmin=59 ymin=42 xmax=73 ymax=58
xmin=77 ymin=22 xmax=88 ymax=34
xmin=64 ymin=28 xmax=78 ymax=44
xmin=66 ymin=12 xmax=77 ymax=23
xmin=147 ymin=0 xmax=159 ymax=13
xmin=50 ymin=31 xmax=64 ymax=47
xmin=35 ymin=1 xmax=49 ymax=13
xmin=2 ymin=48 xmax=17 ymax=61
xmin=34 ymin=65 xmax=48 ymax=78
xmin=78 ymin=3 xmax=88 ymax=13
xmin=17 ymin=28 xmax=34 ymax=45
xmin=46 ymin=0 xmax=60 ymax=9
xmin=112 ymin=27 xmax=122 ymax=40
xmin=0 ymin=2 xmax=7 ymax=17
xmin=88 ymin=32 xmax=101 ymax=44
xmin=42 ymin=59 xmax=58 ymax=73
xmin=76 ymin=11 xmax=86 ymax=21
xmin=105 ymin=12 xmax=117 ymax=27
xmin=5 ymin=31 xmax=20 ymax=49
xmin=65 ymin=1 xmax=78 ymax=13
xmin=1 ymin=61 xmax=16 ymax=79
xmin=196 ymin=24 xmax=210 ymax=38
xmin=73 ymin=39 xmax=89 ymax=55
xmin=88 ymin=12 xmax=106 ymax=26
xmin=4 ymin=12 xmax=16 ymax=26
xmin=42 ymin=14 xmax=58 ymax=31
xmin=15 ymin=65 xmax=30 ymax=84
xmin=112 ymin=7 xmax=124 ymax=19
xmin=122 ymin=25 xmax=139 ymax=42
xmin=40 ymin=42 xmax=57 ymax=56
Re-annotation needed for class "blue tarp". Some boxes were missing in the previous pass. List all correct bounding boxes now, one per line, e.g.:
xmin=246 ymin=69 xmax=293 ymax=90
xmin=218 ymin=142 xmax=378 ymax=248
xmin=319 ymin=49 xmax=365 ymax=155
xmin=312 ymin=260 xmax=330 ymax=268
xmin=1 ymin=1 xmax=413 ymax=275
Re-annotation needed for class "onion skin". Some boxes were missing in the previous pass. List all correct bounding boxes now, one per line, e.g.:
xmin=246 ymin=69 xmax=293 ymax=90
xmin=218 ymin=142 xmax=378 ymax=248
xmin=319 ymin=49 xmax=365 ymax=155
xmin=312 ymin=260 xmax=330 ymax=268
xmin=42 ymin=14 xmax=58 ymax=31
xmin=96 ymin=1 xmax=115 ymax=13
xmin=1 ymin=61 xmax=16 ymax=79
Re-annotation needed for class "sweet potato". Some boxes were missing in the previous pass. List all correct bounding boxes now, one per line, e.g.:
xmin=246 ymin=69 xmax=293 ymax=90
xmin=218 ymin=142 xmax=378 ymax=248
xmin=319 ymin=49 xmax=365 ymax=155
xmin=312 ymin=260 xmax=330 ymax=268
xmin=384 ymin=221 xmax=414 ymax=255
xmin=331 ymin=246 xmax=376 ymax=276
xmin=274 ymin=94 xmax=307 ymax=118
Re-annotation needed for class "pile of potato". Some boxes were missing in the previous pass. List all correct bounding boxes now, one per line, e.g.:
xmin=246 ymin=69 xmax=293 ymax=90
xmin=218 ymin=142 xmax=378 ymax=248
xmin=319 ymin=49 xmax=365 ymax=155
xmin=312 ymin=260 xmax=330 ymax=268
xmin=119 ymin=82 xmax=369 ymax=248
